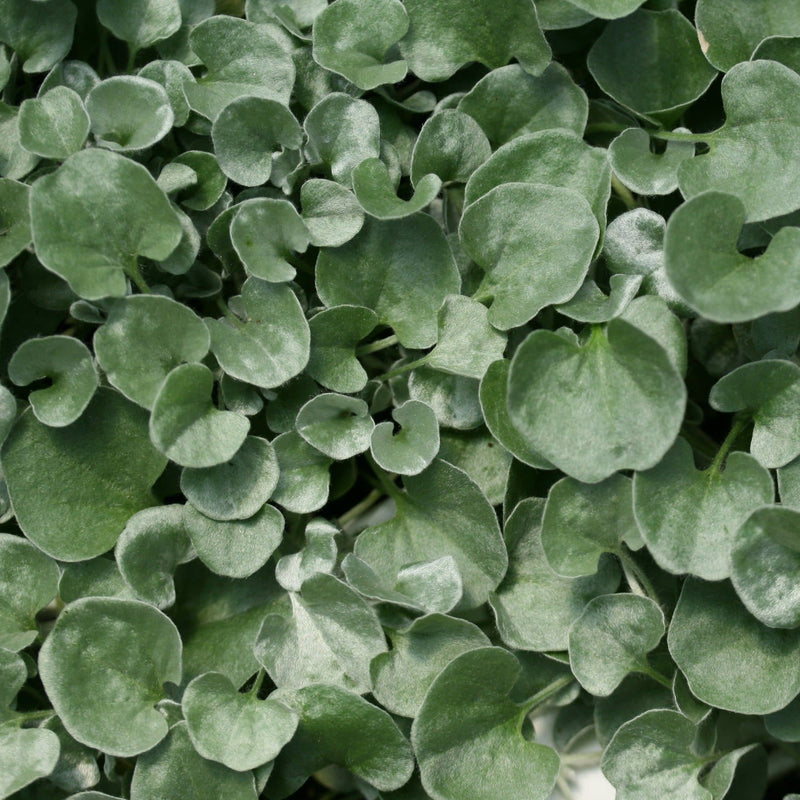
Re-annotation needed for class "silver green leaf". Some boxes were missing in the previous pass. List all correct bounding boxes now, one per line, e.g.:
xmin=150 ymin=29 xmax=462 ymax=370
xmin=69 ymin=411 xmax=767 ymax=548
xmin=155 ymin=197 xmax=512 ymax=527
xmin=18 ymin=86 xmax=89 ymax=159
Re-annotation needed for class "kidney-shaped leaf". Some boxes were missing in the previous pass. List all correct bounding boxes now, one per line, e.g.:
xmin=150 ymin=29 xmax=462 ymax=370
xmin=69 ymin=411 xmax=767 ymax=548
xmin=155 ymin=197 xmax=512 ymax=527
xmin=116 ymin=505 xmax=194 ymax=609
xmin=710 ymin=359 xmax=800 ymax=468
xmin=0 ymin=724 xmax=61 ymax=800
xmin=185 ymin=16 xmax=295 ymax=120
xmin=668 ymin=578 xmax=800 ymax=714
xmin=507 ymin=322 xmax=686 ymax=483
xmin=602 ymin=709 xmax=712 ymax=800
xmin=9 ymin=335 xmax=97 ymax=427
xmin=569 ymin=594 xmax=666 ymax=697
xmin=0 ymin=0 xmax=76 ymax=74
xmin=94 ymin=294 xmax=210 ymax=410
xmin=633 ymin=438 xmax=774 ymax=580
xmin=0 ymin=533 xmax=59 ymax=651
xmin=459 ymin=183 xmax=599 ymax=330
xmin=130 ymin=722 xmax=256 ymax=800
xmin=254 ymin=573 xmax=386 ymax=693
xmin=490 ymin=498 xmax=620 ymax=652
xmin=183 ymin=672 xmax=298 ymax=772
xmin=96 ymin=0 xmax=181 ymax=51
xmin=609 ymin=128 xmax=694 ymax=197
xmin=2 ymin=389 xmax=167 ymax=561
xmin=664 ymin=192 xmax=800 ymax=322
xmin=370 ymin=399 xmax=440 ymax=476
xmin=316 ymin=214 xmax=459 ymax=349
xmin=352 ymin=158 xmax=441 ymax=220
xmin=678 ymin=61 xmax=800 ymax=222
xmin=86 ymin=76 xmax=173 ymax=152
xmin=211 ymin=97 xmax=302 ymax=187
xmin=39 ymin=597 xmax=182 ymax=756
xmin=206 ymin=278 xmax=310 ymax=389
xmin=399 ymin=0 xmax=550 ymax=81
xmin=412 ymin=647 xmax=561 ymax=800
xmin=731 ymin=506 xmax=800 ymax=628
xmin=267 ymin=684 xmax=414 ymax=798
xmin=30 ymin=148 xmax=182 ymax=300
xmin=296 ymin=393 xmax=374 ymax=460
xmin=354 ymin=459 xmax=507 ymax=609
xmin=312 ymin=0 xmax=408 ymax=90
xmin=270 ymin=431 xmax=332 ymax=514
xmin=300 ymin=179 xmax=365 ymax=248
xmin=18 ymin=86 xmax=89 ymax=159
xmin=150 ymin=363 xmax=249 ymax=468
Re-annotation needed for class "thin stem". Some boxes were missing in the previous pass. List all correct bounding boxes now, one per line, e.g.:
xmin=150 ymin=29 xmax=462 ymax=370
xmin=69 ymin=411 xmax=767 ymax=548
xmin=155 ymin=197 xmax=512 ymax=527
xmin=13 ymin=709 xmax=55 ymax=725
xmin=649 ymin=129 xmax=709 ymax=143
xmin=709 ymin=415 xmax=750 ymax=475
xmin=356 ymin=334 xmax=399 ymax=357
xmin=375 ymin=354 xmax=430 ymax=383
xmin=126 ymin=46 xmax=139 ymax=73
xmin=248 ymin=668 xmax=266 ymax=697
xmin=556 ymin=773 xmax=579 ymax=800
xmin=519 ymin=676 xmax=574 ymax=723
xmin=611 ymin=174 xmax=638 ymax=210
xmin=216 ymin=296 xmax=246 ymax=327
xmin=125 ymin=257 xmax=152 ymax=294
xmin=338 ymin=488 xmax=384 ymax=528
xmin=639 ymin=662 xmax=673 ymax=690
xmin=618 ymin=549 xmax=661 ymax=608
xmin=560 ymin=751 xmax=602 ymax=768
xmin=680 ymin=425 xmax=718 ymax=463
xmin=366 ymin=453 xmax=404 ymax=502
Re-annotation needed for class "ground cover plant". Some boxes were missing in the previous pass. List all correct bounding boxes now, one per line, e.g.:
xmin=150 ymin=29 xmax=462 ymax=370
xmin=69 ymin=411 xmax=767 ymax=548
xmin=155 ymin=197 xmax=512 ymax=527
xmin=3 ymin=0 xmax=800 ymax=798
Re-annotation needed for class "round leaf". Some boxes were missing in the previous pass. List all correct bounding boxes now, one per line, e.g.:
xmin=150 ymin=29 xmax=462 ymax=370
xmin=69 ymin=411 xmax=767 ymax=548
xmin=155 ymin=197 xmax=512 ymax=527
xmin=267 ymin=684 xmax=414 ymax=797
xmin=296 ymin=393 xmax=374 ymax=460
xmin=398 ymin=0 xmax=550 ymax=82
xmin=569 ymin=594 xmax=665 ymax=697
xmin=270 ymin=431 xmax=332 ymax=514
xmin=633 ymin=437 xmax=774 ymax=580
xmin=183 ymin=672 xmax=298 ymax=771
xmin=412 ymin=647 xmax=561 ymax=800
xmin=370 ymin=613 xmax=490 ymax=718
xmin=39 ymin=597 xmax=183 ymax=756
xmin=731 ymin=506 xmax=800 ymax=628
xmin=352 ymin=158 xmax=441 ymax=220
xmin=460 ymin=183 xmax=598 ymax=330
xmin=709 ymin=359 xmax=800 ymax=468
xmin=18 ymin=86 xmax=89 ymax=159
xmin=678 ymin=61 xmax=800 ymax=222
xmin=96 ymin=0 xmax=181 ymax=50
xmin=668 ymin=578 xmax=800 ymax=714
xmin=9 ymin=335 xmax=97 ymax=427
xmin=0 ymin=533 xmax=59 ymax=651
xmin=0 ymin=725 xmax=60 ymax=800
xmin=354 ymin=459 xmax=506 ymax=609
xmin=300 ymin=179 xmax=365 ymax=247
xmin=181 ymin=436 xmax=279 ymax=521
xmin=407 ymin=368 xmax=483 ymax=431
xmin=370 ymin=399 xmax=440 ymax=476
xmin=0 ymin=0 xmax=76 ymax=73
xmin=458 ymin=62 xmax=587 ymax=148
xmin=2 ymin=389 xmax=167 ymax=561
xmin=410 ymin=110 xmax=491 ymax=185
xmin=230 ymin=199 xmax=309 ymax=283
xmin=115 ymin=505 xmax=194 ymax=608
xmin=94 ymin=294 xmax=210 ymax=410
xmin=29 ymin=148 xmax=182 ymax=300
xmin=609 ymin=128 xmax=694 ymax=196
xmin=490 ymin=498 xmax=620 ymax=652
xmin=307 ymin=305 xmax=377 ymax=393
xmin=86 ymin=76 xmax=173 ymax=152
xmin=312 ymin=0 xmax=408 ymax=90
xmin=206 ymin=278 xmax=310 ymax=389
xmin=587 ymin=10 xmax=717 ymax=118
xmin=138 ymin=59 xmax=194 ymax=127
xmin=130 ymin=722 xmax=257 ymax=800
xmin=211 ymin=96 xmax=302 ymax=186
xmin=184 ymin=503 xmax=284 ymax=578
xmin=664 ymin=192 xmax=800 ymax=322
xmin=507 ymin=322 xmax=686 ymax=483
xmin=316 ymin=214 xmax=460 ymax=349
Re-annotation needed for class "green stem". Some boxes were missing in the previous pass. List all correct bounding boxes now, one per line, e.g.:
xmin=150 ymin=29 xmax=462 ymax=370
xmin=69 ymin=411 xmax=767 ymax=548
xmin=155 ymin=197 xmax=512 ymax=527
xmin=338 ymin=488 xmax=384 ymax=527
xmin=366 ymin=453 xmax=404 ymax=502
xmin=375 ymin=354 xmax=430 ymax=383
xmin=126 ymin=46 xmax=139 ymax=73
xmin=248 ymin=668 xmax=266 ymax=697
xmin=649 ymin=129 xmax=709 ymax=143
xmin=680 ymin=424 xmax=719 ymax=463
xmin=611 ymin=174 xmax=638 ymax=210
xmin=125 ymin=257 xmax=152 ymax=294
xmin=356 ymin=334 xmax=398 ymax=357
xmin=216 ymin=296 xmax=246 ymax=327
xmin=556 ymin=773 xmax=579 ymax=800
xmin=560 ymin=751 xmax=602 ymax=768
xmin=13 ymin=709 xmax=55 ymax=725
xmin=518 ymin=676 xmax=574 ymax=724
xmin=618 ymin=549 xmax=661 ymax=608
xmin=709 ymin=415 xmax=750 ymax=475
xmin=639 ymin=662 xmax=673 ymax=690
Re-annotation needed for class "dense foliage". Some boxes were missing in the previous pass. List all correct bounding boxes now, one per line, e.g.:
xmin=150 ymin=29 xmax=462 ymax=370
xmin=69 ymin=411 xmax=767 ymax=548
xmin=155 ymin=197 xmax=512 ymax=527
xmin=2 ymin=0 xmax=800 ymax=798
